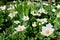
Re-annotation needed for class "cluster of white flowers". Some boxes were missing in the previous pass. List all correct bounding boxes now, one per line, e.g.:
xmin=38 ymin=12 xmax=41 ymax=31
xmin=31 ymin=8 xmax=47 ymax=17
xmin=30 ymin=6 xmax=55 ymax=37
xmin=13 ymin=16 xmax=29 ymax=32
xmin=7 ymin=5 xmax=29 ymax=32
xmin=6 ymin=1 xmax=57 ymax=37
xmin=41 ymin=23 xmax=54 ymax=37
xmin=33 ymin=19 xmax=54 ymax=37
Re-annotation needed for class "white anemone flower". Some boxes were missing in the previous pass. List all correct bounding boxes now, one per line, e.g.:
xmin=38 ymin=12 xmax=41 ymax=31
xmin=52 ymin=9 xmax=56 ymax=12
xmin=0 ymin=5 xmax=6 ymax=10
xmin=38 ymin=8 xmax=46 ymax=14
xmin=8 ymin=11 xmax=18 ymax=19
xmin=15 ymin=25 xmax=26 ymax=32
xmin=32 ymin=22 xmax=37 ymax=27
xmin=41 ymin=23 xmax=54 ymax=37
xmin=22 ymin=16 xmax=29 ymax=21
xmin=14 ymin=20 xmax=20 ymax=24
xmin=56 ymin=4 xmax=60 ymax=9
xmin=39 ymin=18 xmax=47 ymax=24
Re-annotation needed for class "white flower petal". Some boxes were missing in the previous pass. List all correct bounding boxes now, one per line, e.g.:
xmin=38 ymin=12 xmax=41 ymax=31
xmin=46 ymin=23 xmax=53 ymax=28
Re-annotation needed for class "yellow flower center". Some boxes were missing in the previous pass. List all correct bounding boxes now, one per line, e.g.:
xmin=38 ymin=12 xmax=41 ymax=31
xmin=45 ymin=29 xmax=50 ymax=34
xmin=24 ymin=18 xmax=27 ymax=20
xmin=18 ymin=28 xmax=22 ymax=31
xmin=12 ymin=13 xmax=15 ymax=16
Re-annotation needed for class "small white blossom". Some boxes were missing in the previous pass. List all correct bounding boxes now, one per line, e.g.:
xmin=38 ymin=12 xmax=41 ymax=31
xmin=36 ymin=18 xmax=47 ymax=24
xmin=36 ymin=18 xmax=40 ymax=22
xmin=27 ymin=1 xmax=31 ymax=5
xmin=32 ymin=22 xmax=37 ymax=27
xmin=39 ymin=23 xmax=41 ymax=25
xmin=41 ymin=23 xmax=54 ymax=37
xmin=0 ymin=28 xmax=1 ymax=30
xmin=31 ymin=11 xmax=36 ymax=16
xmin=8 ymin=11 xmax=18 ymax=19
xmin=0 ymin=5 xmax=6 ymax=10
xmin=15 ymin=25 xmax=26 ymax=32
xmin=14 ymin=4 xmax=17 ymax=7
xmin=56 ymin=4 xmax=60 ymax=9
xmin=38 ymin=8 xmax=47 ymax=14
xmin=13 ymin=1 xmax=16 ymax=3
xmin=14 ymin=20 xmax=20 ymax=24
xmin=22 ymin=16 xmax=29 ymax=21
xmin=36 ymin=13 xmax=41 ymax=16
xmin=38 ymin=8 xmax=45 ymax=13
xmin=43 ymin=3 xmax=48 ymax=6
xmin=52 ymin=0 xmax=55 ymax=2
xmin=7 ymin=4 xmax=14 ymax=10
xmin=57 ymin=12 xmax=60 ymax=17
xmin=39 ymin=18 xmax=47 ymax=24
xmin=52 ymin=9 xmax=56 ymax=12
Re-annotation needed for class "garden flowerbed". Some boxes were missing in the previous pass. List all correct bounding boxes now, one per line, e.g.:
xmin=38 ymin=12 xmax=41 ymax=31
xmin=0 ymin=0 xmax=60 ymax=40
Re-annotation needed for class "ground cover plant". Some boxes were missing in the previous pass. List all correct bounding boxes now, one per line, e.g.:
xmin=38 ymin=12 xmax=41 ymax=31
xmin=0 ymin=0 xmax=60 ymax=40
